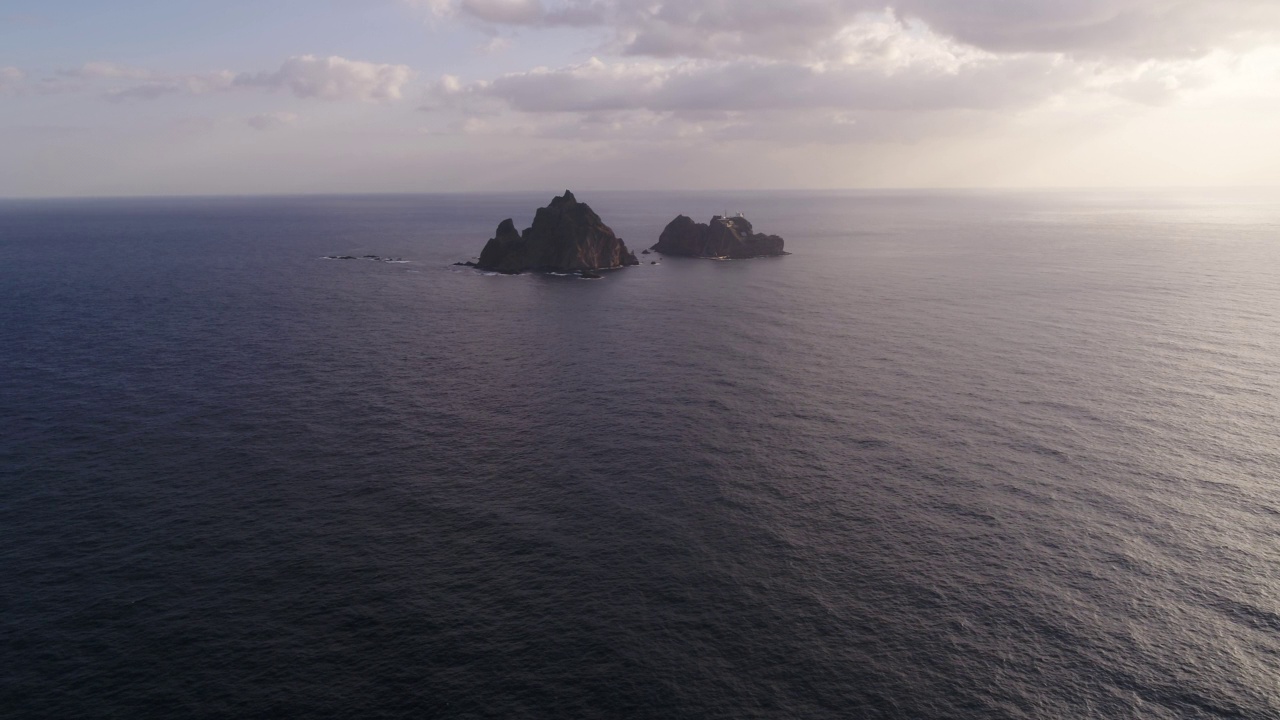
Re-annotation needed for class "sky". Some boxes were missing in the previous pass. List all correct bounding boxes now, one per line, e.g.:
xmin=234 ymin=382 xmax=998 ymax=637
xmin=2 ymin=0 xmax=1280 ymax=196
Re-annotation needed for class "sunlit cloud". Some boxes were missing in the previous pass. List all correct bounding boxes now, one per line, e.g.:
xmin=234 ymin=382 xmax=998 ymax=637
xmin=233 ymin=55 xmax=413 ymax=101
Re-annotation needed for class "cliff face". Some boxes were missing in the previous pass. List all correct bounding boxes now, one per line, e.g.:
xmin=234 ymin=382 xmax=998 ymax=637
xmin=476 ymin=191 xmax=640 ymax=274
xmin=652 ymin=215 xmax=785 ymax=258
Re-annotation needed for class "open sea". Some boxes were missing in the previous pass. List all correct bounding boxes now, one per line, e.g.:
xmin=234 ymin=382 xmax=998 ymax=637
xmin=2 ymin=189 xmax=1278 ymax=719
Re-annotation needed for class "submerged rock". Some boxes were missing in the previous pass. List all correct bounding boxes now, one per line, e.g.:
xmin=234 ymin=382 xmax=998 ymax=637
xmin=475 ymin=191 xmax=640 ymax=274
xmin=328 ymin=254 xmax=406 ymax=262
xmin=651 ymin=214 xmax=786 ymax=259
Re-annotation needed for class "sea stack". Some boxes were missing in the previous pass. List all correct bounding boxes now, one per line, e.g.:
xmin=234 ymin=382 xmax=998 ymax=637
xmin=651 ymin=215 xmax=786 ymax=259
xmin=475 ymin=191 xmax=640 ymax=274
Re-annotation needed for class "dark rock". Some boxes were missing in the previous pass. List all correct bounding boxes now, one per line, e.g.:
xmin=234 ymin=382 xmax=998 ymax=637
xmin=650 ymin=261 xmax=657 ymax=265
xmin=475 ymin=191 xmax=640 ymax=274
xmin=453 ymin=261 xmax=477 ymax=267
xmin=651 ymin=214 xmax=786 ymax=259
xmin=641 ymin=249 xmax=651 ymax=254
xmin=579 ymin=269 xmax=602 ymax=279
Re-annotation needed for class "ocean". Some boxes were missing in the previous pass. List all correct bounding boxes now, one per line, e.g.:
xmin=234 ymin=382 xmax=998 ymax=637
xmin=2 ymin=190 xmax=1278 ymax=718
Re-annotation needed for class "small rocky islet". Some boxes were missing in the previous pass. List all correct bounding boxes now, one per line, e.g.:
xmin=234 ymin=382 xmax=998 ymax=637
xmin=456 ymin=191 xmax=787 ymax=277
xmin=651 ymin=214 xmax=786 ymax=259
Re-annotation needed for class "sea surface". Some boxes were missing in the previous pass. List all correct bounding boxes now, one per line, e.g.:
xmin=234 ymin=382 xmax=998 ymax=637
xmin=2 ymin=190 xmax=1278 ymax=719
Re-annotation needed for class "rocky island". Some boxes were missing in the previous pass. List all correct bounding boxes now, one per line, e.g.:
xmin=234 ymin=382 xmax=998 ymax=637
xmin=469 ymin=191 xmax=639 ymax=275
xmin=651 ymin=214 xmax=786 ymax=259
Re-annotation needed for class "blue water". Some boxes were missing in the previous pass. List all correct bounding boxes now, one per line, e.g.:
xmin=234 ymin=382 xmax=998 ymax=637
xmin=2 ymin=190 xmax=1278 ymax=718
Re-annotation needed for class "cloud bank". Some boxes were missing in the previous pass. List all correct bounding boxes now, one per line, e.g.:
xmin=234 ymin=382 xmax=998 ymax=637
xmin=437 ymin=0 xmax=1280 ymax=59
xmin=5 ymin=0 xmax=1279 ymax=195
xmin=421 ymin=5 xmax=1256 ymax=146
xmin=52 ymin=55 xmax=414 ymax=103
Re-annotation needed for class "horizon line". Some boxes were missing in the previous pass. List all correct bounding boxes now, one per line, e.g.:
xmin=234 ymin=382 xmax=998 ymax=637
xmin=4 ymin=184 xmax=1278 ymax=202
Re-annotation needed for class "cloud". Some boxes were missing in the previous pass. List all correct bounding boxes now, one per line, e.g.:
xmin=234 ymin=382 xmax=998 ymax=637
xmin=479 ymin=36 xmax=513 ymax=53
xmin=437 ymin=50 xmax=1076 ymax=116
xmin=106 ymin=83 xmax=183 ymax=101
xmin=402 ymin=0 xmax=455 ymax=18
xmin=433 ymin=0 xmax=1280 ymax=60
xmin=1097 ymin=60 xmax=1212 ymax=106
xmin=447 ymin=0 xmax=605 ymax=27
xmin=458 ymin=0 xmax=543 ymax=24
xmin=97 ymin=56 xmax=411 ymax=103
xmin=424 ymin=32 xmax=1246 ymax=147
xmin=892 ymin=0 xmax=1280 ymax=58
xmin=423 ymin=49 xmax=1083 ymax=148
xmin=59 ymin=61 xmax=151 ymax=80
xmin=233 ymin=55 xmax=412 ymax=101
xmin=246 ymin=111 xmax=300 ymax=130
xmin=105 ymin=71 xmax=235 ymax=102
xmin=417 ymin=1 xmax=1270 ymax=149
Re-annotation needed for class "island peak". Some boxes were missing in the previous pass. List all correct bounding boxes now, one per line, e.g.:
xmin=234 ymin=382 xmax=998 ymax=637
xmin=473 ymin=191 xmax=639 ymax=274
